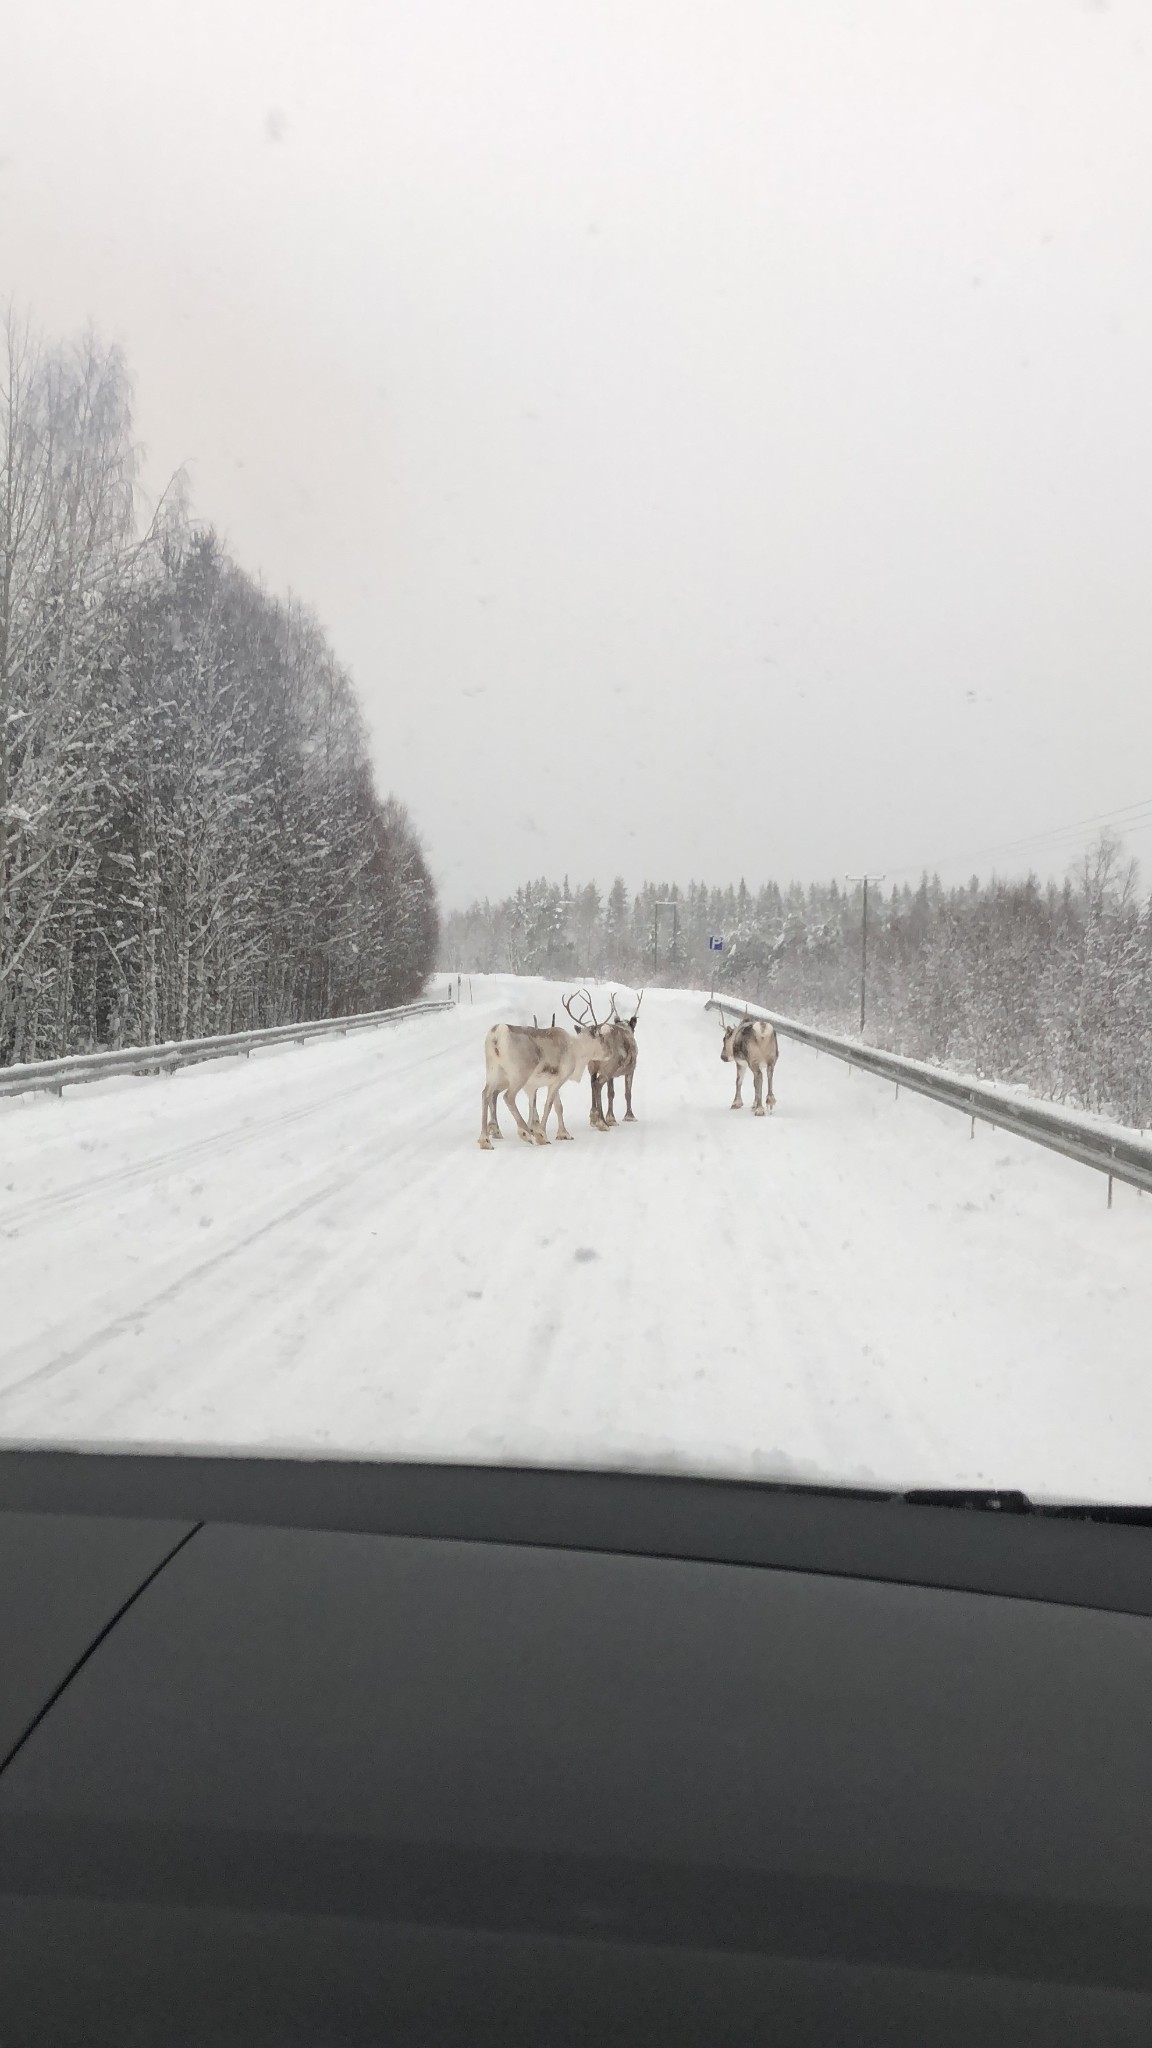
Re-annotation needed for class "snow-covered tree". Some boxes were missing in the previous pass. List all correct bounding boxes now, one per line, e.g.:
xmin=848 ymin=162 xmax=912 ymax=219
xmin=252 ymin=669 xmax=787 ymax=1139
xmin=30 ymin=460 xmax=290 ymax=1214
xmin=0 ymin=314 xmax=438 ymax=1063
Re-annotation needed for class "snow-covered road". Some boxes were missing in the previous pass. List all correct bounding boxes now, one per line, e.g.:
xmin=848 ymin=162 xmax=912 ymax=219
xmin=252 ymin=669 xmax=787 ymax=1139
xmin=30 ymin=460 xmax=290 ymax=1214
xmin=2 ymin=975 xmax=1149 ymax=1501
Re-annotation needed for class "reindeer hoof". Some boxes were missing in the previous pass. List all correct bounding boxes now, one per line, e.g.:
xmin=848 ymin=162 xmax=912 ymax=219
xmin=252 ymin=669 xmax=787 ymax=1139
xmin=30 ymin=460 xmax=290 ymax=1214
xmin=624 ymin=1113 xmax=636 ymax=1122
xmin=518 ymin=1130 xmax=534 ymax=1144
xmin=534 ymin=1131 xmax=549 ymax=1146
xmin=556 ymin=1130 xmax=574 ymax=1141
xmin=754 ymin=1107 xmax=766 ymax=1118
xmin=478 ymin=1137 xmax=493 ymax=1150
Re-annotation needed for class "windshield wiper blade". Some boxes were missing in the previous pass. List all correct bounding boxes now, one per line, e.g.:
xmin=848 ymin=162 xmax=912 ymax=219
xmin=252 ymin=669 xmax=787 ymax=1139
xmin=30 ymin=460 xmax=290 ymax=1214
xmin=903 ymin=1488 xmax=1035 ymax=1513
xmin=903 ymin=1487 xmax=1152 ymax=1527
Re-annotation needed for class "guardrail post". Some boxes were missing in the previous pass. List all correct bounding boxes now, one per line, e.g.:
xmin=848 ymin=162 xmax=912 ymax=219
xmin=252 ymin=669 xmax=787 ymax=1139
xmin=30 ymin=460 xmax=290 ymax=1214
xmin=1108 ymin=1174 xmax=1114 ymax=1210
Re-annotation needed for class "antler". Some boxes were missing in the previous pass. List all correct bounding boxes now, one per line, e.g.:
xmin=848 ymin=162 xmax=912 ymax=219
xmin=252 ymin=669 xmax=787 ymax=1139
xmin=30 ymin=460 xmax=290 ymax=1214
xmin=564 ymin=987 xmax=609 ymax=1030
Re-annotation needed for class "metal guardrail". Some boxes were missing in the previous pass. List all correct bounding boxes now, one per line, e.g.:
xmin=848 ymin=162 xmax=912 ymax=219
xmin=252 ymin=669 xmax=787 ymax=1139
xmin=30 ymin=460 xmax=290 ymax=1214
xmin=0 ymin=999 xmax=454 ymax=1102
xmin=706 ymin=996 xmax=1152 ymax=1203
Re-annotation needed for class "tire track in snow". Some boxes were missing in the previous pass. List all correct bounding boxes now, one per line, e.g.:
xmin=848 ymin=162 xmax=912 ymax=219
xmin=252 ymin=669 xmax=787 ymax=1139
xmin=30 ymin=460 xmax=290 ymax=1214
xmin=0 ymin=1176 xmax=354 ymax=1405
xmin=0 ymin=1062 xmax=464 ymax=1411
xmin=0 ymin=1033 xmax=459 ymax=1236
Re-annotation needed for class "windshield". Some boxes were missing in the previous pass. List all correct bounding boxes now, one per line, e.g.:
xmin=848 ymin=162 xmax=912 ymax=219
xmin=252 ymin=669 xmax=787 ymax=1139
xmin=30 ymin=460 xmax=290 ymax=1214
xmin=2 ymin=1 xmax=1150 ymax=1507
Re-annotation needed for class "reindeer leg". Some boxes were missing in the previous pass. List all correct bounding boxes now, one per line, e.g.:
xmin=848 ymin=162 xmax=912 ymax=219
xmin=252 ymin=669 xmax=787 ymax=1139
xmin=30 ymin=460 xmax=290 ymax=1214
xmin=604 ymin=1076 xmax=617 ymax=1126
xmin=623 ymin=1068 xmax=636 ymax=1121
xmin=552 ymin=1087 xmax=574 ymax=1140
xmin=479 ymin=1085 xmax=494 ymax=1149
xmin=731 ymin=1061 xmax=746 ymax=1109
xmin=766 ymin=1063 xmax=777 ymax=1113
xmin=536 ymin=1082 xmax=562 ymax=1143
xmin=503 ymin=1086 xmax=536 ymax=1144
xmin=590 ymin=1069 xmax=609 ymax=1132
xmin=753 ymin=1065 xmax=766 ymax=1117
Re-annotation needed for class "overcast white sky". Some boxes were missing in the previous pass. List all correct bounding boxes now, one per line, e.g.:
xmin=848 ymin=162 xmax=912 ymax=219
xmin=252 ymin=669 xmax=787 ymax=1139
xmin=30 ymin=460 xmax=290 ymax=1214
xmin=3 ymin=0 xmax=1151 ymax=905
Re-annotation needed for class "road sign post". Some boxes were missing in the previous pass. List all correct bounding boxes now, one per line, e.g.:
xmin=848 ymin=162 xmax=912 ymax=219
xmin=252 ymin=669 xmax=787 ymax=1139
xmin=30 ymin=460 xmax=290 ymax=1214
xmin=708 ymin=934 xmax=724 ymax=999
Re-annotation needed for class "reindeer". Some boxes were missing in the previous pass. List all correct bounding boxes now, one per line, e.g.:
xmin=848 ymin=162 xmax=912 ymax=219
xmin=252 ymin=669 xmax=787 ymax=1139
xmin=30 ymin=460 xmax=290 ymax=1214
xmin=582 ymin=989 xmax=642 ymax=1130
xmin=720 ymin=1013 xmax=779 ymax=1117
xmin=478 ymin=994 xmax=612 ymax=1149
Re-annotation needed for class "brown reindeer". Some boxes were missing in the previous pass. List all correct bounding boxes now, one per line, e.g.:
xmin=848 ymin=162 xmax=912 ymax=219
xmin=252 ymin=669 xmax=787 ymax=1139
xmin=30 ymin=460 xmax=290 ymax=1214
xmin=588 ymin=989 xmax=643 ymax=1130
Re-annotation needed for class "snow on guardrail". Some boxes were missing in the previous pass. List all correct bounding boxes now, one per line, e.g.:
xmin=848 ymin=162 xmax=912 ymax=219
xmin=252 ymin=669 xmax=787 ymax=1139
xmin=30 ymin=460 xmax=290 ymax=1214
xmin=706 ymin=996 xmax=1152 ymax=1203
xmin=0 ymin=999 xmax=454 ymax=1103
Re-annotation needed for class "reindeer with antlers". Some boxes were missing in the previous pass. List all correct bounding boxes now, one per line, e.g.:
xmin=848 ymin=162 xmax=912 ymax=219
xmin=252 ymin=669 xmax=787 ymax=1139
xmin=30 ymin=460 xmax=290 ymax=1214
xmin=478 ymin=991 xmax=613 ymax=1149
xmin=566 ymin=988 xmax=643 ymax=1131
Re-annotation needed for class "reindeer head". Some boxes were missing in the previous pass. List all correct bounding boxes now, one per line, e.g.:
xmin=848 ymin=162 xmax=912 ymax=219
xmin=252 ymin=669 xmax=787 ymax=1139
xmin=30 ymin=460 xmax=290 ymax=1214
xmin=720 ymin=1011 xmax=751 ymax=1064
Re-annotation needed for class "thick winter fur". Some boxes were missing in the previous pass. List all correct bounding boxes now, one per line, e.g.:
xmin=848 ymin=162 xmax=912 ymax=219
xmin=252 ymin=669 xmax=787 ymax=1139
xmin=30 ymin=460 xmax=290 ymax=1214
xmin=587 ymin=1008 xmax=639 ymax=1130
xmin=720 ymin=1017 xmax=779 ymax=1116
xmin=479 ymin=1021 xmax=607 ymax=1149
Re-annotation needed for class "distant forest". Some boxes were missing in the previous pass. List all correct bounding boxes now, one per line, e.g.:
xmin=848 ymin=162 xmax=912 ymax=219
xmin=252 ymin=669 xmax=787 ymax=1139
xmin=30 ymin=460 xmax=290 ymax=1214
xmin=441 ymin=837 xmax=1152 ymax=1128
xmin=0 ymin=313 xmax=438 ymax=1064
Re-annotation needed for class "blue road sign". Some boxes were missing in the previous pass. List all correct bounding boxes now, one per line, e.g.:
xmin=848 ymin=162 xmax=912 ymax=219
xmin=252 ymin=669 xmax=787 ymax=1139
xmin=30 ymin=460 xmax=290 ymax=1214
xmin=708 ymin=935 xmax=725 ymax=952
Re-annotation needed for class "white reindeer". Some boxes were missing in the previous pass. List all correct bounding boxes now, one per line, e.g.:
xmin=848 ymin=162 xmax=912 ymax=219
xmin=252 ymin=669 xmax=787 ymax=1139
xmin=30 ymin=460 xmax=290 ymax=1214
xmin=720 ymin=1014 xmax=779 ymax=1116
xmin=479 ymin=993 xmax=612 ymax=1149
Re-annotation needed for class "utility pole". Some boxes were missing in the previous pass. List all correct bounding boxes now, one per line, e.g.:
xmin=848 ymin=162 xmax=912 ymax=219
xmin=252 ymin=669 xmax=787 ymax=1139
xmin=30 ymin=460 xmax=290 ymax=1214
xmin=845 ymin=874 xmax=885 ymax=1036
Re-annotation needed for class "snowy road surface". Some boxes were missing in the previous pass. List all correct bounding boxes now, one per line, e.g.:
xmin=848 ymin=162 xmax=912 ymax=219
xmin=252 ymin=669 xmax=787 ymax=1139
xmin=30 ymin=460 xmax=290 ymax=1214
xmin=1 ymin=975 xmax=1150 ymax=1502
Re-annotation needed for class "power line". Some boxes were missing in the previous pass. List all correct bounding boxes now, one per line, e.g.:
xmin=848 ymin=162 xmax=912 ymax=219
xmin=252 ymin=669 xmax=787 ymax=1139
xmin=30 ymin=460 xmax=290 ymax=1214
xmin=884 ymin=795 xmax=1152 ymax=882
xmin=889 ymin=799 xmax=1152 ymax=878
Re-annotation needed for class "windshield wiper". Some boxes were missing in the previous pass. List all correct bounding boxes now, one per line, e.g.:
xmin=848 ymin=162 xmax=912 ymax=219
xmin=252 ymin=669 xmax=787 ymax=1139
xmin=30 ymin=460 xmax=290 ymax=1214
xmin=904 ymin=1488 xmax=1034 ymax=1513
xmin=903 ymin=1487 xmax=1152 ymax=1527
